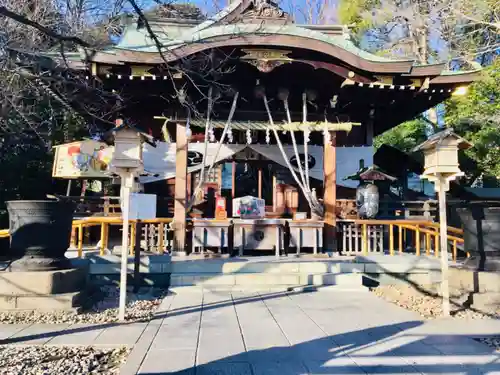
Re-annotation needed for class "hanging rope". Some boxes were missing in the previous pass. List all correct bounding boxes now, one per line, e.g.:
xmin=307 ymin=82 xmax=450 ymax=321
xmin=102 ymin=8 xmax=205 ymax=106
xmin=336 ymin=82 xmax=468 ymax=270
xmin=283 ymin=97 xmax=309 ymax=194
xmin=262 ymin=94 xmax=323 ymax=217
xmin=302 ymin=92 xmax=311 ymax=192
xmin=187 ymin=91 xmax=239 ymax=211
xmin=187 ymin=87 xmax=213 ymax=208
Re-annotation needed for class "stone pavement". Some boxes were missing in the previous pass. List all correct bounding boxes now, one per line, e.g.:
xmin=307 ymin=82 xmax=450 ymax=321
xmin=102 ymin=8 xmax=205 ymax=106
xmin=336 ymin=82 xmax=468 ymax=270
xmin=2 ymin=288 xmax=500 ymax=374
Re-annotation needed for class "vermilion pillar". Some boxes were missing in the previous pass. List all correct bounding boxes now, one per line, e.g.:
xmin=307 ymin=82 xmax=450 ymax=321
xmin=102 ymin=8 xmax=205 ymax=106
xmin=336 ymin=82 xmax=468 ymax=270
xmin=173 ymin=122 xmax=187 ymax=254
xmin=323 ymin=132 xmax=337 ymax=251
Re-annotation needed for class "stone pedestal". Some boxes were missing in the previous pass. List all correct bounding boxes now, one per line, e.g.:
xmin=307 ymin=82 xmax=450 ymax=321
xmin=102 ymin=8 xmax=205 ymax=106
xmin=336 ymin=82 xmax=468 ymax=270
xmin=0 ymin=268 xmax=87 ymax=311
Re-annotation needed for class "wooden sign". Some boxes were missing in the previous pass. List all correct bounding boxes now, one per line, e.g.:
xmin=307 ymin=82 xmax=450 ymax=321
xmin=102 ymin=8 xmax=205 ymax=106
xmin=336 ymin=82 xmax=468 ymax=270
xmin=215 ymin=196 xmax=227 ymax=220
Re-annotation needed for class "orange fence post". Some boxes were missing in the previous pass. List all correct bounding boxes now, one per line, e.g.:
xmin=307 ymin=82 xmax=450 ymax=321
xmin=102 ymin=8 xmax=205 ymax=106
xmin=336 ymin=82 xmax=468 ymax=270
xmin=77 ymin=224 xmax=84 ymax=258
xmin=435 ymin=233 xmax=440 ymax=257
xmin=158 ymin=223 xmax=164 ymax=254
xmin=100 ymin=223 xmax=106 ymax=256
xmin=452 ymin=239 xmax=457 ymax=261
xmin=426 ymin=233 xmax=431 ymax=256
xmin=104 ymin=223 xmax=109 ymax=252
xmin=362 ymin=224 xmax=368 ymax=255
xmin=70 ymin=227 xmax=76 ymax=248
xmin=398 ymin=225 xmax=403 ymax=254
xmin=415 ymin=226 xmax=421 ymax=256
xmin=130 ymin=222 xmax=136 ymax=256
xmin=389 ymin=224 xmax=394 ymax=256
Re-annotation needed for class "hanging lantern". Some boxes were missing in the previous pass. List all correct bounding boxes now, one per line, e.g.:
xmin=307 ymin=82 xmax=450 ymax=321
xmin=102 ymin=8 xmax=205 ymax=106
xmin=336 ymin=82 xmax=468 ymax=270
xmin=323 ymin=125 xmax=331 ymax=145
xmin=265 ymin=127 xmax=270 ymax=144
xmin=186 ymin=116 xmax=192 ymax=139
xmin=208 ymin=125 xmax=215 ymax=143
xmin=246 ymin=129 xmax=252 ymax=144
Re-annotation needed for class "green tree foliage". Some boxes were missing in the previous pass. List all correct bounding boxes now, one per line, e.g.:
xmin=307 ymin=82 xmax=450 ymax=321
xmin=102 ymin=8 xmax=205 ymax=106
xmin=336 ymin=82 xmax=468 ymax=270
xmin=445 ymin=58 xmax=500 ymax=183
xmin=373 ymin=119 xmax=428 ymax=153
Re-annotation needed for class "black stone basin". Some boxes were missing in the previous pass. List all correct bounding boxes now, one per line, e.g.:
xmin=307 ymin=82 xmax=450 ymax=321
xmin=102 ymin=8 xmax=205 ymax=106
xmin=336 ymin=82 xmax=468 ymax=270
xmin=457 ymin=204 xmax=500 ymax=271
xmin=7 ymin=200 xmax=75 ymax=271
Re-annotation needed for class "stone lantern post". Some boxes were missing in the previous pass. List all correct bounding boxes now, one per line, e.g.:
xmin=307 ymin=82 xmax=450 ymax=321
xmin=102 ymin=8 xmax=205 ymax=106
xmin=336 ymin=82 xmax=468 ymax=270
xmin=105 ymin=119 xmax=154 ymax=321
xmin=413 ymin=128 xmax=472 ymax=316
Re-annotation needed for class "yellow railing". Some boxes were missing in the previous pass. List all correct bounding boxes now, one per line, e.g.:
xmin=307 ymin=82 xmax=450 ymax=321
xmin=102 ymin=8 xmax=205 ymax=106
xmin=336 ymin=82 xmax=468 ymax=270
xmin=70 ymin=217 xmax=174 ymax=258
xmin=339 ymin=219 xmax=465 ymax=260
xmin=1 ymin=218 xmax=465 ymax=260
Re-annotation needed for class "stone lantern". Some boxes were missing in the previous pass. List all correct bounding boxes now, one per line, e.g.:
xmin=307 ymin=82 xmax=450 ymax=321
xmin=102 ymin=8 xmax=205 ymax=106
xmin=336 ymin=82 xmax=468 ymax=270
xmin=413 ymin=128 xmax=472 ymax=192
xmin=105 ymin=119 xmax=151 ymax=173
xmin=102 ymin=119 xmax=155 ymax=321
xmin=413 ymin=128 xmax=472 ymax=317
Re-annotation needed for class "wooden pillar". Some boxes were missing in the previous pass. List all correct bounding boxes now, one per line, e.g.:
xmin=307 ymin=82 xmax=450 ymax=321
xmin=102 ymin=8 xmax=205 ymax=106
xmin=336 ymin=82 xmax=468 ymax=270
xmin=231 ymin=161 xmax=236 ymax=199
xmin=174 ymin=122 xmax=188 ymax=254
xmin=324 ymin=132 xmax=337 ymax=252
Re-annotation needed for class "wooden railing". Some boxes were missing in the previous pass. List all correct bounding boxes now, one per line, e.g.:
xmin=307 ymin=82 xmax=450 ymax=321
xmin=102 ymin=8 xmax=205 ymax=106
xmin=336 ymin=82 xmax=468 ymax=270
xmin=338 ymin=219 xmax=465 ymax=260
xmin=1 ymin=217 xmax=464 ymax=260
xmin=336 ymin=199 xmax=438 ymax=221
xmin=71 ymin=217 xmax=174 ymax=257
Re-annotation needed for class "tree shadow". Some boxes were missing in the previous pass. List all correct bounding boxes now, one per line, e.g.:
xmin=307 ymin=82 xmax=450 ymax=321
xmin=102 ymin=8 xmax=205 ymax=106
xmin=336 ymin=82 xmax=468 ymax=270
xmin=137 ymin=320 xmax=500 ymax=374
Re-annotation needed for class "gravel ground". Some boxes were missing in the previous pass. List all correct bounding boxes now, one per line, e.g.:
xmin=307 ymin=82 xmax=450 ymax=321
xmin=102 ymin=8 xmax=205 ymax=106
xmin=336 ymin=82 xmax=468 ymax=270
xmin=0 ymin=286 xmax=166 ymax=324
xmin=372 ymin=284 xmax=498 ymax=320
xmin=0 ymin=346 xmax=129 ymax=374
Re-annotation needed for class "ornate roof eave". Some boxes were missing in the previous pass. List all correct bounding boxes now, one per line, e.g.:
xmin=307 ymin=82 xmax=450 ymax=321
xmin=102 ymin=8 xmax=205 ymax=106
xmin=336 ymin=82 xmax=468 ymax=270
xmin=70 ymin=0 xmax=481 ymax=84
xmin=86 ymin=34 xmax=415 ymax=74
xmin=429 ymin=70 xmax=481 ymax=84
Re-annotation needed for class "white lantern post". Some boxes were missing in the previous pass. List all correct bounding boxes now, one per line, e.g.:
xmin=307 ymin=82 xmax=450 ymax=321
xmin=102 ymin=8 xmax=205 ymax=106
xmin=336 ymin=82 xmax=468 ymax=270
xmin=107 ymin=119 xmax=149 ymax=321
xmin=413 ymin=129 xmax=472 ymax=316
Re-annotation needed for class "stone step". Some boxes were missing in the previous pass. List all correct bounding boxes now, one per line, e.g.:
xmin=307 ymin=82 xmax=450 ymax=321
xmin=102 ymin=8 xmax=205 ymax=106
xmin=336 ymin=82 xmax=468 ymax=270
xmin=169 ymin=272 xmax=362 ymax=287
xmin=0 ymin=291 xmax=85 ymax=311
xmin=169 ymin=260 xmax=364 ymax=274
xmin=168 ymin=284 xmax=367 ymax=294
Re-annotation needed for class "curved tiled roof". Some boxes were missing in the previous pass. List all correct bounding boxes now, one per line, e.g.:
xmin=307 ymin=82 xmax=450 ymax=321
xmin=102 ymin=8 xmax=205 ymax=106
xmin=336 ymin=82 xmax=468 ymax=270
xmin=76 ymin=0 xmax=479 ymax=80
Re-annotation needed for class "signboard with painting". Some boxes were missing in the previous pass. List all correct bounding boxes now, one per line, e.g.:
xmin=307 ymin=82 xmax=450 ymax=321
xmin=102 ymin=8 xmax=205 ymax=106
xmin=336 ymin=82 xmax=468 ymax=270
xmin=232 ymin=196 xmax=265 ymax=219
xmin=52 ymin=141 xmax=113 ymax=178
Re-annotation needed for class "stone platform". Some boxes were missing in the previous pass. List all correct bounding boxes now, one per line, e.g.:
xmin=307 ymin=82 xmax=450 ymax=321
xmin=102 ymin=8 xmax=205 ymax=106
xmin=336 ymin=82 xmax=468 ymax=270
xmin=0 ymin=268 xmax=86 ymax=311
xmin=66 ymin=253 xmax=449 ymax=292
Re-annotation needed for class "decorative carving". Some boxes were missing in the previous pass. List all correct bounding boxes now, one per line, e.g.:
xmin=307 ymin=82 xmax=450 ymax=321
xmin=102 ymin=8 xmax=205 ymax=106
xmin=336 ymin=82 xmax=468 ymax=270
xmin=243 ymin=0 xmax=289 ymax=21
xmin=240 ymin=49 xmax=292 ymax=73
xmin=246 ymin=59 xmax=288 ymax=73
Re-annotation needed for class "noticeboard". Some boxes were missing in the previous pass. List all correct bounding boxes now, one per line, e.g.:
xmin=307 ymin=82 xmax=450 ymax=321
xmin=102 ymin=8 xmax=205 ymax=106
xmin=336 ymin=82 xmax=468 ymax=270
xmin=128 ymin=193 xmax=157 ymax=220
xmin=52 ymin=140 xmax=113 ymax=178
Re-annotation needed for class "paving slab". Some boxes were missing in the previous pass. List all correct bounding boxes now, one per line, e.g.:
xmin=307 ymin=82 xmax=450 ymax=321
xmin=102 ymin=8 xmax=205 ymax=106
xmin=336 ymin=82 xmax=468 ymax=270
xmin=0 ymin=324 xmax=31 ymax=341
xmin=139 ymin=349 xmax=196 ymax=374
xmin=47 ymin=323 xmax=106 ymax=346
xmin=1 ymin=287 xmax=500 ymax=375
xmin=251 ymin=361 xmax=309 ymax=375
xmin=120 ymin=324 xmax=162 ymax=375
xmin=196 ymin=362 xmax=253 ymax=375
xmin=93 ymin=322 xmax=147 ymax=346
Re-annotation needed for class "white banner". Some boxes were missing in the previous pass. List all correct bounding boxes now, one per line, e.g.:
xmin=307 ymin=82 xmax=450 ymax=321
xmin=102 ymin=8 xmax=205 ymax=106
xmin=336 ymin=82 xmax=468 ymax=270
xmin=140 ymin=143 xmax=246 ymax=183
xmin=140 ymin=142 xmax=373 ymax=188
xmin=249 ymin=145 xmax=324 ymax=181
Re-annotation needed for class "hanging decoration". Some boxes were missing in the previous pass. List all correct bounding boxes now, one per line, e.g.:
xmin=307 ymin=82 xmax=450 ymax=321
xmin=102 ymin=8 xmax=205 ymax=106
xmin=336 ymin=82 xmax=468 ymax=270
xmin=265 ymin=127 xmax=270 ymax=144
xmin=264 ymin=93 xmax=323 ymax=218
xmin=246 ymin=129 xmax=252 ymax=144
xmin=323 ymin=123 xmax=331 ymax=145
xmin=304 ymin=127 xmax=310 ymax=144
xmin=302 ymin=92 xmax=311 ymax=192
xmin=227 ymin=126 xmax=233 ymax=143
xmin=187 ymin=90 xmax=239 ymax=210
xmin=185 ymin=110 xmax=192 ymax=139
xmin=208 ymin=125 xmax=215 ymax=143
